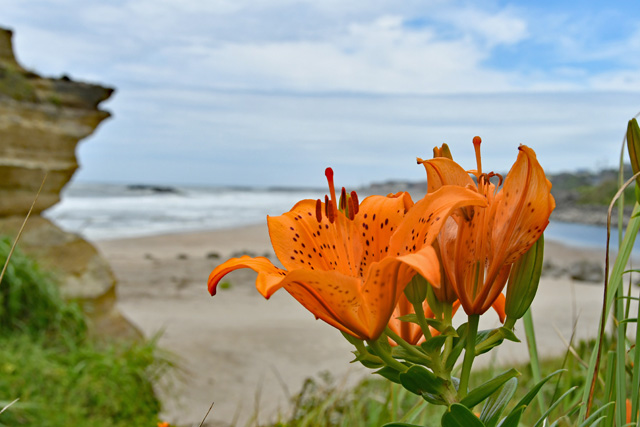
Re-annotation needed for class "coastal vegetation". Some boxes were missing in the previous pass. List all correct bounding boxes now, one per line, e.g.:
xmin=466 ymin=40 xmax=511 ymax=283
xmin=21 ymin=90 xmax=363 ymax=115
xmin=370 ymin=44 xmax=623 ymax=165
xmin=0 ymin=236 xmax=168 ymax=426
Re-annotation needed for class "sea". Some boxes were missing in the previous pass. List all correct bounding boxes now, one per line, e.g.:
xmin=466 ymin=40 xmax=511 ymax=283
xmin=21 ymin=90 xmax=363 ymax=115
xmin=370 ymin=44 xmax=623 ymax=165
xmin=43 ymin=182 xmax=634 ymax=250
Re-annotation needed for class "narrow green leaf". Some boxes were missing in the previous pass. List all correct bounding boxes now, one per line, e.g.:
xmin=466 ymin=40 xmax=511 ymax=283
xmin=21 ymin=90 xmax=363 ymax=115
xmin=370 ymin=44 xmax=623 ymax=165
xmin=498 ymin=405 xmax=525 ymax=427
xmin=375 ymin=366 xmax=401 ymax=384
xmin=533 ymin=386 xmax=578 ymax=427
xmin=460 ymin=369 xmax=520 ymax=409
xmin=445 ymin=323 xmax=468 ymax=370
xmin=579 ymin=401 xmax=614 ymax=427
xmin=399 ymin=365 xmax=445 ymax=396
xmin=579 ymin=203 xmax=640 ymax=421
xmin=512 ymin=369 xmax=564 ymax=410
xmin=522 ymin=307 xmax=544 ymax=414
xmin=396 ymin=313 xmax=420 ymax=324
xmin=442 ymin=403 xmax=485 ymax=427
xmin=480 ymin=377 xmax=518 ymax=427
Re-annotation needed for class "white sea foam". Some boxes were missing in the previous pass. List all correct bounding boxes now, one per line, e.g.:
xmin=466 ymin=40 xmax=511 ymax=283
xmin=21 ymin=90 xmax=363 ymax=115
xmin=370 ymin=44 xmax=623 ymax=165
xmin=44 ymin=182 xmax=628 ymax=249
xmin=44 ymin=183 xmax=321 ymax=241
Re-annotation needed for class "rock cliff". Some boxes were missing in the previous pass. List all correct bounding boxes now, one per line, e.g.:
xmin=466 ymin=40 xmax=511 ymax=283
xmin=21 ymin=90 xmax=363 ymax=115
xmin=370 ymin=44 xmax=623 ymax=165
xmin=0 ymin=27 xmax=138 ymax=339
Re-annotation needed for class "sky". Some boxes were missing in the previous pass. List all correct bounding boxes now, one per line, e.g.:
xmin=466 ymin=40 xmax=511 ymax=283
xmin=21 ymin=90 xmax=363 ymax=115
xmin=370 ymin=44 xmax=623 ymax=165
xmin=1 ymin=0 xmax=639 ymax=188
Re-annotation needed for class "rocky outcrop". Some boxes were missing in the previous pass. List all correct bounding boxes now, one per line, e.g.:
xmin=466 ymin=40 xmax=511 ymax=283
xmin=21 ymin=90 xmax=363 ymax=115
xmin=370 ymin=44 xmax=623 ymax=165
xmin=0 ymin=27 xmax=138 ymax=339
xmin=0 ymin=28 xmax=114 ymax=217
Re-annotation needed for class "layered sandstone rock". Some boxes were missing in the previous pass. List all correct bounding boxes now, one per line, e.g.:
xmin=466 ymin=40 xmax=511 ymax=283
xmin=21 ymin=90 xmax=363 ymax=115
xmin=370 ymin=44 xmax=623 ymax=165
xmin=0 ymin=27 xmax=138 ymax=339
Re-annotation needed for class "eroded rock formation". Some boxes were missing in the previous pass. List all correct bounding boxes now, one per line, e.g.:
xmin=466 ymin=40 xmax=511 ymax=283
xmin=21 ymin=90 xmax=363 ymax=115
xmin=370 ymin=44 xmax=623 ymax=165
xmin=0 ymin=27 xmax=138 ymax=339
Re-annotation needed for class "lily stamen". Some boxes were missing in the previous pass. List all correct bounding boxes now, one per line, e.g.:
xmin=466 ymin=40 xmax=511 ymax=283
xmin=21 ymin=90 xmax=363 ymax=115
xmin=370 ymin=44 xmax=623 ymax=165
xmin=315 ymin=199 xmax=323 ymax=223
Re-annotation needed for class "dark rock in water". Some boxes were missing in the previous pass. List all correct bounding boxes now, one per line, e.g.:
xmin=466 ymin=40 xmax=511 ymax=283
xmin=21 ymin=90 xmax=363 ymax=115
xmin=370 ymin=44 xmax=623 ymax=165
xmin=542 ymin=260 xmax=567 ymax=278
xmin=206 ymin=252 xmax=221 ymax=259
xmin=569 ymin=260 xmax=604 ymax=283
xmin=127 ymin=184 xmax=180 ymax=194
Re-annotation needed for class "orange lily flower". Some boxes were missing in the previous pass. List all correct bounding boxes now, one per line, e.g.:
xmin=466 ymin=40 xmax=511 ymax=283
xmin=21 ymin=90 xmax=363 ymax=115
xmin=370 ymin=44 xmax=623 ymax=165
xmin=417 ymin=137 xmax=555 ymax=317
xmin=208 ymin=168 xmax=486 ymax=340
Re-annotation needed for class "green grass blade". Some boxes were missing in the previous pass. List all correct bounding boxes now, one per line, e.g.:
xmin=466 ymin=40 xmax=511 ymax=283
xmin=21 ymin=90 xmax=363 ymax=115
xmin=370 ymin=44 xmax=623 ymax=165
xmin=632 ymin=287 xmax=640 ymax=424
xmin=579 ymin=203 xmax=640 ymax=422
xmin=522 ymin=307 xmax=544 ymax=415
xmin=603 ymin=351 xmax=617 ymax=423
xmin=533 ymin=386 xmax=578 ymax=427
xmin=579 ymin=401 xmax=615 ymax=427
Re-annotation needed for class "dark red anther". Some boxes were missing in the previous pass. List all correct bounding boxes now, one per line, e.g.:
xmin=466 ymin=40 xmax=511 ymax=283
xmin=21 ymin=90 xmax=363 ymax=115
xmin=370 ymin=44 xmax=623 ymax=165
xmin=340 ymin=187 xmax=347 ymax=211
xmin=350 ymin=191 xmax=359 ymax=215
xmin=326 ymin=201 xmax=336 ymax=223
xmin=347 ymin=197 xmax=356 ymax=220
xmin=325 ymin=195 xmax=330 ymax=217
xmin=315 ymin=199 xmax=322 ymax=222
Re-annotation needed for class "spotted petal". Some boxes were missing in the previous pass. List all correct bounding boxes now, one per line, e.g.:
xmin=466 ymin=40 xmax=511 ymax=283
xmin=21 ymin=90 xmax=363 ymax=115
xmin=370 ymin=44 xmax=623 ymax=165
xmin=267 ymin=199 xmax=362 ymax=275
xmin=390 ymin=185 xmax=487 ymax=261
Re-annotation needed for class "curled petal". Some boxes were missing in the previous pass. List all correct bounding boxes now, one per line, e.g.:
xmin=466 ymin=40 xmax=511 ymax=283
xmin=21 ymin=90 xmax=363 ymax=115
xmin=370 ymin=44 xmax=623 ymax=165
xmin=491 ymin=293 xmax=506 ymax=323
xmin=208 ymin=256 xmax=286 ymax=297
xmin=420 ymin=157 xmax=476 ymax=193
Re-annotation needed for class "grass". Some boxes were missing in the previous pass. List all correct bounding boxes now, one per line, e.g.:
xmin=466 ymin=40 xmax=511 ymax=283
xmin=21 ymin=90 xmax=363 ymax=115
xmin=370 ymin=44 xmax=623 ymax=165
xmin=266 ymin=334 xmax=623 ymax=427
xmin=0 ymin=236 xmax=170 ymax=426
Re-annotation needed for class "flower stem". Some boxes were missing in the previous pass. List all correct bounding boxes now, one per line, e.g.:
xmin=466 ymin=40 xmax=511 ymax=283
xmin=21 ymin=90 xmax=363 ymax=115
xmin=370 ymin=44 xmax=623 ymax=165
xmin=385 ymin=327 xmax=428 ymax=360
xmin=442 ymin=303 xmax=454 ymax=363
xmin=459 ymin=314 xmax=480 ymax=398
xmin=411 ymin=301 xmax=433 ymax=341
xmin=367 ymin=337 xmax=409 ymax=373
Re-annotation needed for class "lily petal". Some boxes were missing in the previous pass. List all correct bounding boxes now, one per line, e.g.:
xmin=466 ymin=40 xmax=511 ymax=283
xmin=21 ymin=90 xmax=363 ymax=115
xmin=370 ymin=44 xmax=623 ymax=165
xmin=493 ymin=145 xmax=555 ymax=264
xmin=267 ymin=199 xmax=361 ymax=274
xmin=208 ymin=256 xmax=286 ymax=297
xmin=355 ymin=192 xmax=414 ymax=277
xmin=420 ymin=157 xmax=476 ymax=193
xmin=390 ymin=185 xmax=487 ymax=258
xmin=280 ymin=268 xmax=370 ymax=339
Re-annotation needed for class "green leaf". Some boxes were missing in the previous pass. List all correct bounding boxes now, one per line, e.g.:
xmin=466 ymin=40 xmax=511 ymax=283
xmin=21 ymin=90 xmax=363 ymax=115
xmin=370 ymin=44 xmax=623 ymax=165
xmin=579 ymin=402 xmax=614 ymax=427
xmin=480 ymin=377 xmax=518 ymax=427
xmin=498 ymin=405 xmax=525 ymax=427
xmin=351 ymin=351 xmax=384 ymax=369
xmin=375 ymin=366 xmax=402 ymax=384
xmin=421 ymin=335 xmax=448 ymax=353
xmin=497 ymin=327 xmax=520 ymax=343
xmin=445 ymin=323 xmax=468 ymax=370
xmin=396 ymin=313 xmax=420 ymax=324
xmin=442 ymin=403 xmax=485 ymax=427
xmin=460 ymin=369 xmax=520 ymax=409
xmin=533 ymin=386 xmax=578 ymax=427
xmin=399 ymin=365 xmax=445 ymax=396
xmin=422 ymin=377 xmax=459 ymax=406
xmin=512 ymin=369 xmax=564 ymax=409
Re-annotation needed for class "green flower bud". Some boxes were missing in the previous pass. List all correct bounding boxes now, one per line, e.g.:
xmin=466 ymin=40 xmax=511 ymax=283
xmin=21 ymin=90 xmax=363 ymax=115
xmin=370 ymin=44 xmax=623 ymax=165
xmin=504 ymin=235 xmax=544 ymax=323
xmin=627 ymin=118 xmax=640 ymax=201
xmin=404 ymin=274 xmax=429 ymax=306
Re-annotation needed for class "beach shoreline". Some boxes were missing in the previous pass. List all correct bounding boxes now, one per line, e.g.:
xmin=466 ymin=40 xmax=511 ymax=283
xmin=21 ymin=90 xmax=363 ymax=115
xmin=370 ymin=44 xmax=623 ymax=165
xmin=94 ymin=224 xmax=636 ymax=426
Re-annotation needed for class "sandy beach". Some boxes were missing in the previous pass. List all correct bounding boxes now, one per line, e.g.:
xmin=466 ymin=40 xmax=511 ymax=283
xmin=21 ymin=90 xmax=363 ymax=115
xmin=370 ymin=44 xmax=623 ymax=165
xmin=95 ymin=225 xmax=638 ymax=427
